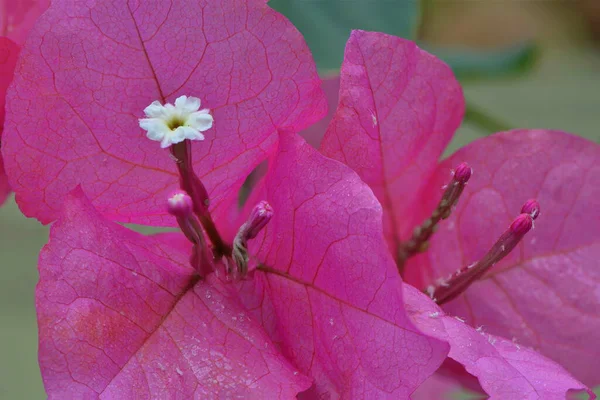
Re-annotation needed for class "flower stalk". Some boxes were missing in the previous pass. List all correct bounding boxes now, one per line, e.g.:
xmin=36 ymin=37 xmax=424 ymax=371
xmin=428 ymin=201 xmax=539 ymax=305
xmin=170 ymin=141 xmax=231 ymax=258
xmin=397 ymin=162 xmax=472 ymax=273
xmin=167 ymin=191 xmax=212 ymax=276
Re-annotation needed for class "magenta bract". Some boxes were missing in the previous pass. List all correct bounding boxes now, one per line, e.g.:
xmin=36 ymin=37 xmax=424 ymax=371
xmin=0 ymin=37 xmax=19 ymax=205
xmin=320 ymin=30 xmax=465 ymax=251
xmin=38 ymin=188 xmax=312 ymax=398
xmin=5 ymin=0 xmax=597 ymax=397
xmin=321 ymin=30 xmax=600 ymax=392
xmin=2 ymin=0 xmax=326 ymax=225
xmin=8 ymin=1 xmax=450 ymax=396
xmin=0 ymin=0 xmax=49 ymax=206
xmin=237 ymin=132 xmax=448 ymax=397
xmin=0 ymin=0 xmax=50 ymax=45
xmin=299 ymin=75 xmax=340 ymax=149
xmin=415 ymin=130 xmax=600 ymax=386
xmin=404 ymin=285 xmax=593 ymax=399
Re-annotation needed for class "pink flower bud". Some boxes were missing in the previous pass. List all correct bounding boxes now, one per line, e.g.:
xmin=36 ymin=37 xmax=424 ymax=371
xmin=245 ymin=200 xmax=274 ymax=240
xmin=521 ymin=199 xmax=540 ymax=220
xmin=510 ymin=213 xmax=533 ymax=235
xmin=431 ymin=210 xmax=537 ymax=305
xmin=167 ymin=190 xmax=193 ymax=217
xmin=453 ymin=162 xmax=472 ymax=184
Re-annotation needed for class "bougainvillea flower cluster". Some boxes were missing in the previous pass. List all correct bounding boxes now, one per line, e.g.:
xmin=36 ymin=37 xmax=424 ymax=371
xmin=318 ymin=30 xmax=600 ymax=392
xmin=2 ymin=0 xmax=599 ymax=398
xmin=0 ymin=0 xmax=49 ymax=205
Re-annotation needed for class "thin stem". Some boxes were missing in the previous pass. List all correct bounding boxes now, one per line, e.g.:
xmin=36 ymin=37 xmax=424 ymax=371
xmin=397 ymin=164 xmax=471 ymax=275
xmin=171 ymin=141 xmax=231 ymax=258
xmin=199 ymin=214 xmax=231 ymax=258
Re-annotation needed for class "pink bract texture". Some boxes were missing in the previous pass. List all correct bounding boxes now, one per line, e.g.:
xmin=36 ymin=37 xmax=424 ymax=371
xmin=299 ymin=75 xmax=340 ymax=149
xmin=415 ymin=130 xmax=600 ymax=386
xmin=0 ymin=0 xmax=50 ymax=206
xmin=321 ymin=30 xmax=600 ymax=390
xmin=412 ymin=373 xmax=483 ymax=400
xmin=237 ymin=132 xmax=448 ymax=398
xmin=403 ymin=285 xmax=593 ymax=400
xmin=320 ymin=29 xmax=465 ymax=252
xmin=37 ymin=188 xmax=312 ymax=399
xmin=0 ymin=0 xmax=50 ymax=45
xmin=0 ymin=37 xmax=20 ymax=205
xmin=2 ymin=0 xmax=326 ymax=225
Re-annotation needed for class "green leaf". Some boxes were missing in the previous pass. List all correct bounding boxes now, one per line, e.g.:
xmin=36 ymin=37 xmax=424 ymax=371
xmin=423 ymin=41 xmax=539 ymax=81
xmin=268 ymin=0 xmax=421 ymax=71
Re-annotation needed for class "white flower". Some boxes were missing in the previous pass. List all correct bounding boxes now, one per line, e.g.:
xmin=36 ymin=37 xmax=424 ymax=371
xmin=139 ymin=95 xmax=214 ymax=148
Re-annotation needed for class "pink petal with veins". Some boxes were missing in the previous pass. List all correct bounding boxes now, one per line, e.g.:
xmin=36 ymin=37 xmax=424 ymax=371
xmin=409 ymin=130 xmax=600 ymax=386
xmin=3 ymin=0 xmax=326 ymax=225
xmin=404 ymin=284 xmax=594 ymax=399
xmin=320 ymin=30 xmax=464 ymax=251
xmin=299 ymin=75 xmax=340 ymax=149
xmin=0 ymin=36 xmax=19 ymax=205
xmin=236 ymin=132 xmax=448 ymax=398
xmin=37 ymin=188 xmax=312 ymax=398
xmin=0 ymin=0 xmax=50 ymax=45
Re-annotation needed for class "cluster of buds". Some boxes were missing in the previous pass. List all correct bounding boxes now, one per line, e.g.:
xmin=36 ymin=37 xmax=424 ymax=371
xmin=406 ymin=161 xmax=542 ymax=305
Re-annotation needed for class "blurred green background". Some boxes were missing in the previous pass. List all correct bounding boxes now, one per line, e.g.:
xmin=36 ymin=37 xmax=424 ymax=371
xmin=1 ymin=0 xmax=599 ymax=398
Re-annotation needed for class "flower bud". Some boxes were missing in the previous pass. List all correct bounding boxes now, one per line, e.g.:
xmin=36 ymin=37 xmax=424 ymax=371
xmin=430 ymin=207 xmax=538 ymax=305
xmin=453 ymin=162 xmax=472 ymax=184
xmin=245 ymin=201 xmax=274 ymax=240
xmin=229 ymin=201 xmax=274 ymax=279
xmin=167 ymin=191 xmax=193 ymax=217
xmin=510 ymin=213 xmax=533 ymax=235
xmin=521 ymin=199 xmax=540 ymax=220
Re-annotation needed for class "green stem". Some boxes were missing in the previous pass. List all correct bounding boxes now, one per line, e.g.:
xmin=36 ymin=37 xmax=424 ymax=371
xmin=464 ymin=102 xmax=513 ymax=135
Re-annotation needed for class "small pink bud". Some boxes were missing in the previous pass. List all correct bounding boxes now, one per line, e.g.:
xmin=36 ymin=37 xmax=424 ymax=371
xmin=431 ymin=209 xmax=537 ymax=305
xmin=167 ymin=191 xmax=193 ymax=217
xmin=245 ymin=201 xmax=274 ymax=240
xmin=453 ymin=162 xmax=472 ymax=184
xmin=521 ymin=199 xmax=540 ymax=220
xmin=510 ymin=213 xmax=533 ymax=235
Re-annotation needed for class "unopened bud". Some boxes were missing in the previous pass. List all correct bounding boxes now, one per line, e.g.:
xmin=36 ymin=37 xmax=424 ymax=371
xmin=453 ymin=162 xmax=472 ymax=184
xmin=167 ymin=191 xmax=193 ymax=217
xmin=510 ymin=213 xmax=533 ymax=235
xmin=430 ymin=206 xmax=539 ymax=305
xmin=167 ymin=191 xmax=212 ymax=277
xmin=521 ymin=199 xmax=540 ymax=220
xmin=229 ymin=201 xmax=273 ymax=279
xmin=397 ymin=162 xmax=472 ymax=272
xmin=245 ymin=201 xmax=274 ymax=240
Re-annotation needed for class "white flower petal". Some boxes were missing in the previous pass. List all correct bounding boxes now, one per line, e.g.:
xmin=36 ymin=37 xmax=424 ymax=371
xmin=170 ymin=126 xmax=188 ymax=144
xmin=175 ymin=95 xmax=201 ymax=113
xmin=139 ymin=118 xmax=169 ymax=141
xmin=179 ymin=126 xmax=204 ymax=141
xmin=187 ymin=110 xmax=214 ymax=131
xmin=143 ymin=101 xmax=166 ymax=118
xmin=141 ymin=96 xmax=212 ymax=148
xmin=160 ymin=137 xmax=172 ymax=148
